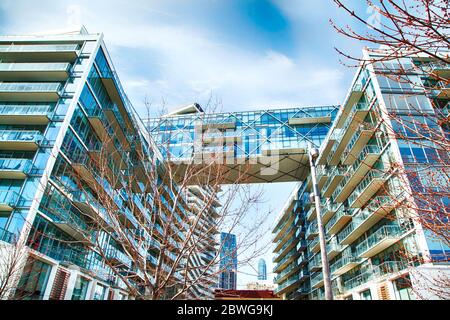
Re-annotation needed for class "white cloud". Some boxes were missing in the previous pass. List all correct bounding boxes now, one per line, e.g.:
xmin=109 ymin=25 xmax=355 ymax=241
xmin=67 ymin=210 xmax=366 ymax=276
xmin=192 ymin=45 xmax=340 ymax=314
xmin=0 ymin=0 xmax=346 ymax=114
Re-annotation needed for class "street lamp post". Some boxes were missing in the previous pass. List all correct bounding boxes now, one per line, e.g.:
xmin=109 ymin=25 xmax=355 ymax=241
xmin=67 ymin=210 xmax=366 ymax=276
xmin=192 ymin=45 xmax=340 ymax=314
xmin=308 ymin=144 xmax=333 ymax=300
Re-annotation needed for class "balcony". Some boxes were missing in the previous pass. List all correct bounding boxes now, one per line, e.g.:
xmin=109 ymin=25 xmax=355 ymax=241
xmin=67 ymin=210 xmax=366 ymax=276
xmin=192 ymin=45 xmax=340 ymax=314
xmin=0 ymin=190 xmax=20 ymax=211
xmin=0 ymin=158 xmax=33 ymax=179
xmin=273 ymin=248 xmax=297 ymax=273
xmin=306 ymin=206 xmax=316 ymax=222
xmin=423 ymin=62 xmax=450 ymax=79
xmin=0 ymin=44 xmax=79 ymax=62
xmin=0 ymin=130 xmax=43 ymax=151
xmin=336 ymin=83 xmax=365 ymax=128
xmin=71 ymin=191 xmax=113 ymax=231
xmin=0 ymin=227 xmax=15 ymax=243
xmin=105 ymin=248 xmax=133 ymax=268
xmin=317 ymin=129 xmax=339 ymax=165
xmin=273 ymin=224 xmax=296 ymax=252
xmin=326 ymin=237 xmax=343 ymax=260
xmin=325 ymin=204 xmax=352 ymax=235
xmin=296 ymin=239 xmax=307 ymax=252
xmin=274 ymin=272 xmax=306 ymax=296
xmin=51 ymin=207 xmax=92 ymax=243
xmin=328 ymin=102 xmax=371 ymax=165
xmin=274 ymin=261 xmax=299 ymax=284
xmin=348 ymin=169 xmax=388 ymax=208
xmin=355 ymin=225 xmax=402 ymax=258
xmin=343 ymin=269 xmax=373 ymax=292
xmin=338 ymin=196 xmax=398 ymax=245
xmin=103 ymin=103 xmax=132 ymax=151
xmin=0 ymin=63 xmax=71 ymax=81
xmin=306 ymin=221 xmax=318 ymax=240
xmin=311 ymin=271 xmax=324 ymax=289
xmin=273 ymin=237 xmax=298 ymax=262
xmin=320 ymin=198 xmax=340 ymax=224
xmin=295 ymin=225 xmax=306 ymax=239
xmin=321 ymin=166 xmax=345 ymax=197
xmin=432 ymin=80 xmax=450 ymax=99
xmin=341 ymin=123 xmax=377 ymax=165
xmin=0 ymin=82 xmax=61 ymax=102
xmin=309 ymin=253 xmax=322 ymax=272
xmin=297 ymin=251 xmax=309 ymax=267
xmin=330 ymin=253 xmax=361 ymax=276
xmin=332 ymin=145 xmax=382 ymax=203
xmin=308 ymin=236 xmax=320 ymax=253
xmin=0 ymin=103 xmax=53 ymax=125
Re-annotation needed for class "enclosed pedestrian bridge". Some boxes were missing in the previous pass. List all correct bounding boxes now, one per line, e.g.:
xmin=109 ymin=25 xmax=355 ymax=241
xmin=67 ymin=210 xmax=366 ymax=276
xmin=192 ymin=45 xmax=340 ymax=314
xmin=146 ymin=104 xmax=338 ymax=184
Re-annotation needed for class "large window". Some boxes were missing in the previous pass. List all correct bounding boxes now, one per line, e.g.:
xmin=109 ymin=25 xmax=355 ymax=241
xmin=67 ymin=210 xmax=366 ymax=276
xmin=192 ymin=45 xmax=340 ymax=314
xmin=71 ymin=276 xmax=90 ymax=300
xmin=393 ymin=276 xmax=415 ymax=300
xmin=14 ymin=258 xmax=52 ymax=300
xmin=92 ymin=283 xmax=107 ymax=300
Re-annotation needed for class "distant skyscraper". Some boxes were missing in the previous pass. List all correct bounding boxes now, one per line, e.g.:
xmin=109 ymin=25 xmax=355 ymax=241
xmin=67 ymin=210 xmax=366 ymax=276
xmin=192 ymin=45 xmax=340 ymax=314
xmin=257 ymin=259 xmax=267 ymax=280
xmin=219 ymin=232 xmax=237 ymax=290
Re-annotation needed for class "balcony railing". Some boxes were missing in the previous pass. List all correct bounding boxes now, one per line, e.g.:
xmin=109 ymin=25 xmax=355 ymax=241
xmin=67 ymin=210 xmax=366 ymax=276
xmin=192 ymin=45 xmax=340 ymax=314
xmin=325 ymin=205 xmax=352 ymax=235
xmin=0 ymin=82 xmax=61 ymax=92
xmin=0 ymin=158 xmax=33 ymax=176
xmin=0 ymin=103 xmax=53 ymax=116
xmin=355 ymin=225 xmax=402 ymax=258
xmin=0 ymin=44 xmax=79 ymax=53
xmin=0 ymin=130 xmax=44 ymax=145
xmin=0 ymin=227 xmax=15 ymax=243
xmin=348 ymin=169 xmax=387 ymax=208
xmin=0 ymin=62 xmax=71 ymax=72
xmin=0 ymin=190 xmax=20 ymax=210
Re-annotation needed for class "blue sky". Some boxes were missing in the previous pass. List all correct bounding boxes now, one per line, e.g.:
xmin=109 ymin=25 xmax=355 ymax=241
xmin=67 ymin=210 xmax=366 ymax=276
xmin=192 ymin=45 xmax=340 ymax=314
xmin=0 ymin=0 xmax=371 ymax=288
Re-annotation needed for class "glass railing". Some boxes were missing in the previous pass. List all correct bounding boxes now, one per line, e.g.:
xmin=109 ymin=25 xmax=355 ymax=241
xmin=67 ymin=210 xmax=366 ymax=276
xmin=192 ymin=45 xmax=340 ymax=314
xmin=310 ymin=271 xmax=324 ymax=287
xmin=332 ymin=145 xmax=380 ymax=201
xmin=330 ymin=252 xmax=360 ymax=274
xmin=308 ymin=236 xmax=320 ymax=251
xmin=322 ymin=166 xmax=345 ymax=192
xmin=355 ymin=225 xmax=401 ymax=257
xmin=296 ymin=239 xmax=307 ymax=251
xmin=273 ymin=248 xmax=297 ymax=272
xmin=0 ymin=82 xmax=61 ymax=92
xmin=343 ymin=269 xmax=373 ymax=291
xmin=309 ymin=253 xmax=322 ymax=269
xmin=0 ymin=62 xmax=70 ymax=72
xmin=0 ymin=44 xmax=79 ymax=52
xmin=0 ymin=103 xmax=53 ymax=116
xmin=297 ymin=251 xmax=308 ymax=265
xmin=306 ymin=221 xmax=318 ymax=237
xmin=274 ymin=261 xmax=297 ymax=283
xmin=321 ymin=199 xmax=340 ymax=217
xmin=373 ymin=260 xmax=409 ymax=276
xmin=0 ymin=158 xmax=33 ymax=175
xmin=0 ymin=227 xmax=15 ymax=243
xmin=326 ymin=237 xmax=343 ymax=254
xmin=275 ymin=273 xmax=302 ymax=294
xmin=341 ymin=122 xmax=375 ymax=162
xmin=295 ymin=226 xmax=306 ymax=238
xmin=325 ymin=205 xmax=351 ymax=233
xmin=340 ymin=102 xmax=370 ymax=135
xmin=0 ymin=190 xmax=20 ymax=208
xmin=105 ymin=247 xmax=133 ymax=267
xmin=348 ymin=169 xmax=386 ymax=206
xmin=0 ymin=130 xmax=44 ymax=144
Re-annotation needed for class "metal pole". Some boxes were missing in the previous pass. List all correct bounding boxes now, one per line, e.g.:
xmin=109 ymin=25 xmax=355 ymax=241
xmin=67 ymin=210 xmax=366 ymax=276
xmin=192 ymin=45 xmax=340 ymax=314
xmin=308 ymin=143 xmax=333 ymax=300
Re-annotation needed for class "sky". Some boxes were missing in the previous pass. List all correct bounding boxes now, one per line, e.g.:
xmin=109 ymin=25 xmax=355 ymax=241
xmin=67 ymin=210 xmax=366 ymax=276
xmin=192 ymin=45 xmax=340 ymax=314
xmin=0 ymin=0 xmax=372 ymax=288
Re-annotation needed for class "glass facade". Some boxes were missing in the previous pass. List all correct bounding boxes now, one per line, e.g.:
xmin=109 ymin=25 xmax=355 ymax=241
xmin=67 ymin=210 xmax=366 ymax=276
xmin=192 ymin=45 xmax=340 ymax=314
xmin=219 ymin=232 xmax=237 ymax=290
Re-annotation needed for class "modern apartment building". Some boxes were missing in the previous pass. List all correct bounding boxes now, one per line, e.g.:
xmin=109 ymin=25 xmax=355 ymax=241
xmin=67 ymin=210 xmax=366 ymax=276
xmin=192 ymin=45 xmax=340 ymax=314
xmin=272 ymin=49 xmax=450 ymax=300
xmin=184 ymin=185 xmax=220 ymax=299
xmin=0 ymin=28 xmax=194 ymax=300
xmin=219 ymin=232 xmax=237 ymax=290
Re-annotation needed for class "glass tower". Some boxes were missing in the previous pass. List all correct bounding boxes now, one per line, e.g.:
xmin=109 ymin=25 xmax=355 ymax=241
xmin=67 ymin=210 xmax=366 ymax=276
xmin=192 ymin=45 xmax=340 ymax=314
xmin=258 ymin=258 xmax=267 ymax=280
xmin=219 ymin=232 xmax=237 ymax=290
